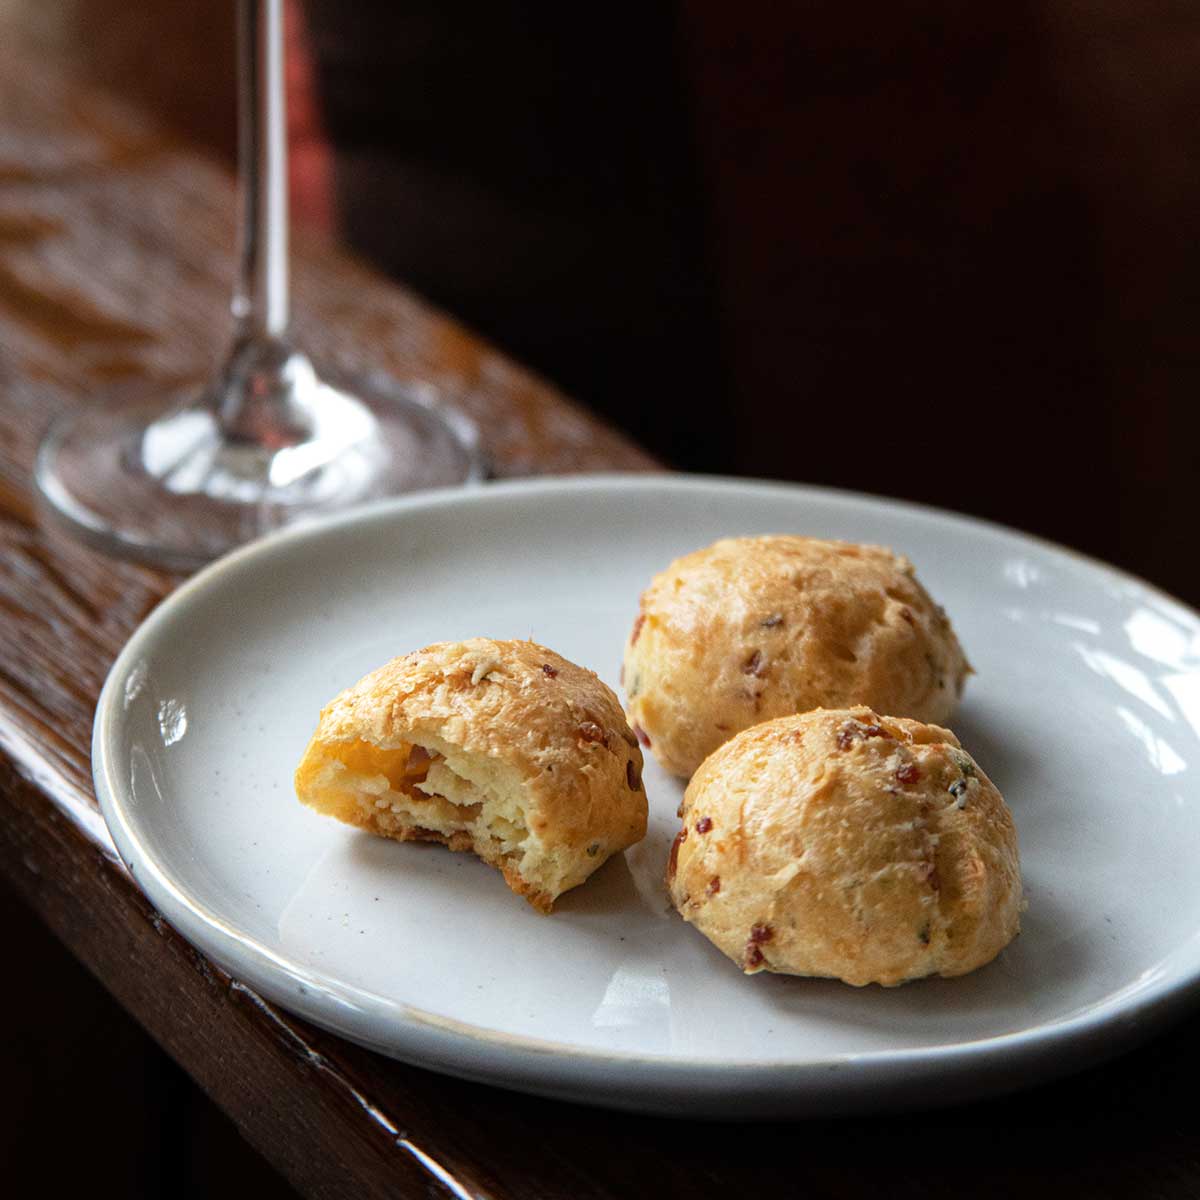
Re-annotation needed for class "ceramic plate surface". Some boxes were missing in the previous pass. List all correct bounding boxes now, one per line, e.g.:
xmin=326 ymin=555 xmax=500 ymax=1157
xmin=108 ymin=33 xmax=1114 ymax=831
xmin=94 ymin=475 xmax=1200 ymax=1117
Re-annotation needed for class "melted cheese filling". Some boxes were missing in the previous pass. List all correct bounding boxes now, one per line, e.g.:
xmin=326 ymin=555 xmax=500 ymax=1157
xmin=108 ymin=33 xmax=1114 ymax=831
xmin=316 ymin=739 xmax=531 ymax=859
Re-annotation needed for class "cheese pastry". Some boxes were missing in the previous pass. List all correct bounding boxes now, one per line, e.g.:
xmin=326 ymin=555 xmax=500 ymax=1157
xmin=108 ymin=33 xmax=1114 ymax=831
xmin=667 ymin=707 xmax=1021 ymax=986
xmin=623 ymin=535 xmax=970 ymax=777
xmin=295 ymin=638 xmax=648 ymax=912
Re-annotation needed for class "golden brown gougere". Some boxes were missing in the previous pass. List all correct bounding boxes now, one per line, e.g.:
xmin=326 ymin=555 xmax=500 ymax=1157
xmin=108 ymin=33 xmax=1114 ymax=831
xmin=667 ymin=707 xmax=1022 ymax=987
xmin=295 ymin=638 xmax=648 ymax=912
xmin=623 ymin=536 xmax=971 ymax=778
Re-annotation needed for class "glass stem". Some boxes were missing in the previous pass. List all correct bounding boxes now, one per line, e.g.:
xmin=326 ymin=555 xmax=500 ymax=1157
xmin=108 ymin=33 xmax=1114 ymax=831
xmin=218 ymin=0 xmax=316 ymax=447
xmin=234 ymin=0 xmax=289 ymax=340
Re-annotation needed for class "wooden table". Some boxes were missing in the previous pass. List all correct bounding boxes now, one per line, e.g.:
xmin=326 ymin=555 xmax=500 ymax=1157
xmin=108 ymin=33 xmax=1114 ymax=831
xmin=3 ymin=33 xmax=1200 ymax=1200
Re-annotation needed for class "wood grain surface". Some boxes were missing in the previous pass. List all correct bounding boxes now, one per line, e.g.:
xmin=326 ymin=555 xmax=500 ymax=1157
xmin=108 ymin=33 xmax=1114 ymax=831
xmin=3 ymin=19 xmax=1200 ymax=1200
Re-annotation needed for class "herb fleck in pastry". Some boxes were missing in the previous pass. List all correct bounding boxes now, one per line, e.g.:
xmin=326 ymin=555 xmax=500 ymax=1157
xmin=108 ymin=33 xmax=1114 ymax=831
xmin=623 ymin=536 xmax=971 ymax=777
xmin=295 ymin=639 xmax=647 ymax=912
xmin=667 ymin=707 xmax=1021 ymax=986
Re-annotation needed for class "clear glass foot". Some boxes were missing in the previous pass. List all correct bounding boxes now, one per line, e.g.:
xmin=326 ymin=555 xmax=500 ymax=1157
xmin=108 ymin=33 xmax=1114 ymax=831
xmin=35 ymin=347 xmax=483 ymax=571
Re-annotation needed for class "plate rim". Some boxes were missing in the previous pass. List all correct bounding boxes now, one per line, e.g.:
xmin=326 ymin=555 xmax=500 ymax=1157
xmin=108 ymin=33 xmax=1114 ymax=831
xmin=92 ymin=472 xmax=1200 ymax=1112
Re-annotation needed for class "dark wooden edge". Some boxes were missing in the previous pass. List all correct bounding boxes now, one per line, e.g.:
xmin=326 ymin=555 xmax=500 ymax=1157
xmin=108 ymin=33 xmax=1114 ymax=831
xmin=0 ymin=753 xmax=487 ymax=1198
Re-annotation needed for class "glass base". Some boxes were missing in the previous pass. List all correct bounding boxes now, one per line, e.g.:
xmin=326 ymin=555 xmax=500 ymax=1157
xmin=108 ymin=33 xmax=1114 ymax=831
xmin=35 ymin=366 xmax=484 ymax=572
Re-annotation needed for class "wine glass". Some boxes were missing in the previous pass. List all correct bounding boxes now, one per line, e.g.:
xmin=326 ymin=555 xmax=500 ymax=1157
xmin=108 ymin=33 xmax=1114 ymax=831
xmin=35 ymin=0 xmax=482 ymax=572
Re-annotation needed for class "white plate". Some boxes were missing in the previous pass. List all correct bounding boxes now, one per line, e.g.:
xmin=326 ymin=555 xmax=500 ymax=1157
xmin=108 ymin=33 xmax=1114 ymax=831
xmin=94 ymin=475 xmax=1200 ymax=1117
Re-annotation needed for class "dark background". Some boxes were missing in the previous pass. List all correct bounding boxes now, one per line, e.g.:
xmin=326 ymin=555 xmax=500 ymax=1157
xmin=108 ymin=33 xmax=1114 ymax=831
xmin=299 ymin=0 xmax=1200 ymax=603
xmin=6 ymin=0 xmax=1200 ymax=1193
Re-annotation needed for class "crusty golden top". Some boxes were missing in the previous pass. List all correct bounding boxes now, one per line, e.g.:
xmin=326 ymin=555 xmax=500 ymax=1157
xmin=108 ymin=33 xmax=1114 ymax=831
xmin=306 ymin=638 xmax=646 ymax=859
xmin=668 ymin=707 xmax=1021 ymax=986
xmin=624 ymin=535 xmax=971 ymax=777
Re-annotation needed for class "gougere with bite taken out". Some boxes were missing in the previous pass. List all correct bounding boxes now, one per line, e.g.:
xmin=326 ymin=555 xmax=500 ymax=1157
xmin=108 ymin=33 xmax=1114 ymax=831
xmin=295 ymin=638 xmax=648 ymax=912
